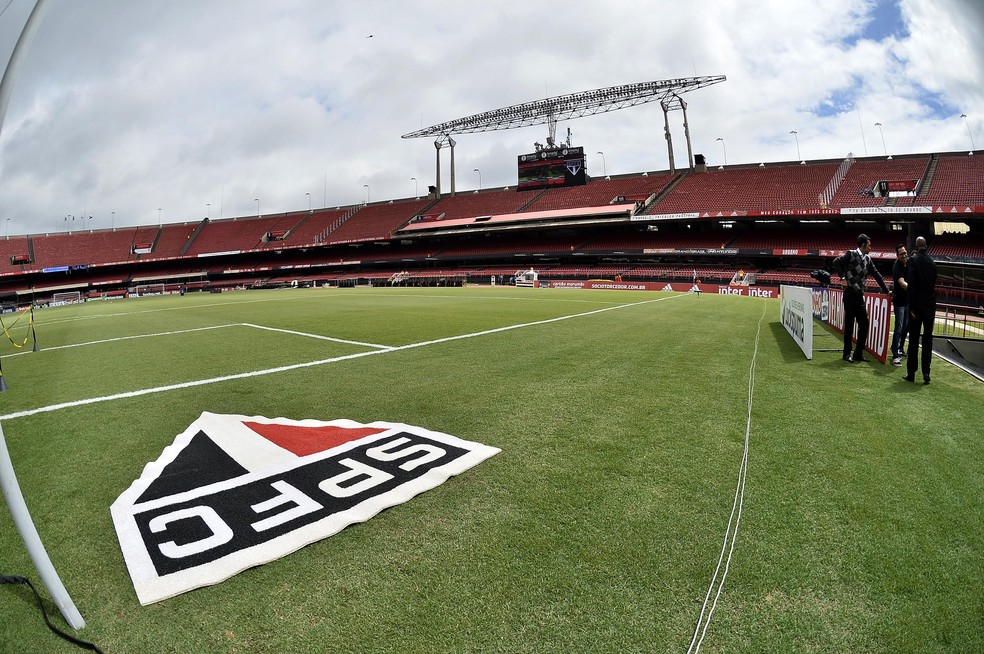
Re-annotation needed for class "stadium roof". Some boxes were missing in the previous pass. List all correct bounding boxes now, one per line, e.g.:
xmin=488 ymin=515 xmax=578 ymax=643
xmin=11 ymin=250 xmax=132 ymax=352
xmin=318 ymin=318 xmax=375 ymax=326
xmin=401 ymin=76 xmax=726 ymax=139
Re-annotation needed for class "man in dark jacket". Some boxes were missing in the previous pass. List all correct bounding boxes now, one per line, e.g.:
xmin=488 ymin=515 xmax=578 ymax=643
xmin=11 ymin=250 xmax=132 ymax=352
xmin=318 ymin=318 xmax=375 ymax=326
xmin=903 ymin=236 xmax=938 ymax=384
xmin=833 ymin=234 xmax=890 ymax=363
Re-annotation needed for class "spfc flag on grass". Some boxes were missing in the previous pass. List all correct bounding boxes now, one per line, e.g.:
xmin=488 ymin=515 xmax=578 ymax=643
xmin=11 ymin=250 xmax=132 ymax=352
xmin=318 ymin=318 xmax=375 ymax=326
xmin=111 ymin=412 xmax=500 ymax=605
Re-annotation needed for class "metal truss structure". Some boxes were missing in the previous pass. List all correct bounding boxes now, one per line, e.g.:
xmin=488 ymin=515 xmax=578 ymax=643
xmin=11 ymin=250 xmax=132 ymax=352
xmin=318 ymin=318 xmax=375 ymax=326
xmin=402 ymin=76 xmax=726 ymax=195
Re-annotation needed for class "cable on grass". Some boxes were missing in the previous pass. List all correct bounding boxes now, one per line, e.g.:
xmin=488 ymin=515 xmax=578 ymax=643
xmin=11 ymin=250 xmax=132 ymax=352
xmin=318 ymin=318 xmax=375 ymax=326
xmin=686 ymin=298 xmax=767 ymax=654
xmin=0 ymin=575 xmax=105 ymax=652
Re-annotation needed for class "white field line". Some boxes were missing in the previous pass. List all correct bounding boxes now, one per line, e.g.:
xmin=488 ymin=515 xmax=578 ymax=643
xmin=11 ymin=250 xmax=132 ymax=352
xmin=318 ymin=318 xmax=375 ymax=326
xmin=686 ymin=298 xmax=768 ymax=654
xmin=0 ymin=294 xmax=686 ymax=422
xmin=240 ymin=323 xmax=393 ymax=350
xmin=34 ymin=289 xmax=623 ymax=328
xmin=1 ymin=324 xmax=243 ymax=359
xmin=1 ymin=323 xmax=391 ymax=360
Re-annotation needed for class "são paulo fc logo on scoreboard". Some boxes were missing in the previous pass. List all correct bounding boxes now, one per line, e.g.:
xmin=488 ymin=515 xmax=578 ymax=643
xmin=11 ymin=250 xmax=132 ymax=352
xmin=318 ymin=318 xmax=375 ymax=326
xmin=111 ymin=412 xmax=500 ymax=605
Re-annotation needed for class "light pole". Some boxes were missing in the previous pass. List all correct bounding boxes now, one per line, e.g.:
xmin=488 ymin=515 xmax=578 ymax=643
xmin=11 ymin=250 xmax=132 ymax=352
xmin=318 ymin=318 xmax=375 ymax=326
xmin=411 ymin=177 xmax=417 ymax=198
xmin=111 ymin=211 xmax=115 ymax=230
xmin=473 ymin=168 xmax=482 ymax=191
xmin=874 ymin=122 xmax=890 ymax=158
xmin=363 ymin=184 xmax=370 ymax=204
xmin=305 ymin=192 xmax=311 ymax=211
xmin=790 ymin=130 xmax=803 ymax=163
xmin=596 ymin=151 xmax=607 ymax=177
xmin=4 ymin=218 xmax=9 ymax=238
xmin=158 ymin=208 xmax=162 ymax=226
xmin=206 ymin=203 xmax=210 ymax=219
xmin=715 ymin=137 xmax=727 ymax=166
xmin=960 ymin=113 xmax=975 ymax=154
xmin=255 ymin=198 xmax=260 ymax=217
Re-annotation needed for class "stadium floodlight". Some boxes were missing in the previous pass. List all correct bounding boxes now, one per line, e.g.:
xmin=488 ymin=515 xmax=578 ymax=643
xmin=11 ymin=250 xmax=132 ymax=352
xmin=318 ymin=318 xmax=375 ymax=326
xmin=403 ymin=76 xmax=725 ymax=193
xmin=874 ymin=122 xmax=890 ymax=159
xmin=790 ymin=130 xmax=804 ymax=164
xmin=960 ymin=113 xmax=975 ymax=154
xmin=402 ymin=76 xmax=725 ymax=141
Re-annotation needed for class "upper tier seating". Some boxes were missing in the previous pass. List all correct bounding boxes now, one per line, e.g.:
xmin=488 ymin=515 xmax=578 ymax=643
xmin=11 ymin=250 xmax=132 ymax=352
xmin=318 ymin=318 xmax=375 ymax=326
xmin=826 ymin=156 xmax=931 ymax=208
xmin=281 ymin=209 xmax=350 ymax=246
xmin=324 ymin=199 xmax=432 ymax=244
xmin=0 ymin=236 xmax=32 ymax=270
xmin=30 ymin=228 xmax=161 ymax=267
xmin=423 ymin=189 xmax=537 ymax=222
xmin=154 ymin=223 xmax=201 ymax=258
xmin=647 ymin=162 xmax=840 ymax=214
xmin=915 ymin=155 xmax=984 ymax=205
xmin=183 ymin=216 xmax=289 ymax=256
xmin=522 ymin=173 xmax=677 ymax=212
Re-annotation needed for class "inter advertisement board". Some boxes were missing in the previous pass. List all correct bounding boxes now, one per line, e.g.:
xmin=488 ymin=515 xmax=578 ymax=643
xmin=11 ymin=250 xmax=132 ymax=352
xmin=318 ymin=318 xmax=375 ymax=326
xmin=812 ymin=287 xmax=891 ymax=363
xmin=542 ymin=280 xmax=779 ymax=297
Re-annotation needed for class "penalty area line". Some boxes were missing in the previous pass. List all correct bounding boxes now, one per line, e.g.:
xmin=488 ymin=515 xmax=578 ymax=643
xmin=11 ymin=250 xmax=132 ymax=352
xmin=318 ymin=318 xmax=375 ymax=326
xmin=1 ymin=294 xmax=684 ymax=422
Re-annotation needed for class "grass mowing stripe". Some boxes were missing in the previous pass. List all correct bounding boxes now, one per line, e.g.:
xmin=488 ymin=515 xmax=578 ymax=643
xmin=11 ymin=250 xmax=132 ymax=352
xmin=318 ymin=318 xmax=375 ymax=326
xmin=689 ymin=298 xmax=768 ymax=653
xmin=1 ymin=293 xmax=685 ymax=422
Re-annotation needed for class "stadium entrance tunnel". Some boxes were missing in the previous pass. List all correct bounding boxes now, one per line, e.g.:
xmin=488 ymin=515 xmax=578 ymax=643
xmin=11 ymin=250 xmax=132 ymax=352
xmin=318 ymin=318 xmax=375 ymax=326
xmin=935 ymin=337 xmax=984 ymax=382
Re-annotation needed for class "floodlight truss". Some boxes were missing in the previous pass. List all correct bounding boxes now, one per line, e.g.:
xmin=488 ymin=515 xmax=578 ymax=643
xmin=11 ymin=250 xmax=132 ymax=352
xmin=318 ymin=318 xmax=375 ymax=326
xmin=402 ymin=76 xmax=726 ymax=140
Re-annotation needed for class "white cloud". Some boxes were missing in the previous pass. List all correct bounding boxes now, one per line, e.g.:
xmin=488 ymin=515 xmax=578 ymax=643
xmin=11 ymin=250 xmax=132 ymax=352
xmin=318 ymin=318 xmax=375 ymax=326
xmin=0 ymin=0 xmax=981 ymax=238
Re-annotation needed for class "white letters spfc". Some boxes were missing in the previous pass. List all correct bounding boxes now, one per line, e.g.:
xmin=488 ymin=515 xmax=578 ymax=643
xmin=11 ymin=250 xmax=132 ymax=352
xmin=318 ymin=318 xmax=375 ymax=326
xmin=111 ymin=412 xmax=500 ymax=605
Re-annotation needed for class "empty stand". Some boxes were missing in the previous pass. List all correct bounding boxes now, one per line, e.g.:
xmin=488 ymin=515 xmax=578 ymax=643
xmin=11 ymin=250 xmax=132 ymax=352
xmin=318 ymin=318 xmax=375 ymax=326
xmin=183 ymin=216 xmax=289 ymax=256
xmin=826 ymin=156 xmax=930 ymax=208
xmin=583 ymin=231 xmax=734 ymax=252
xmin=0 ymin=236 xmax=32 ymax=270
xmin=153 ymin=223 xmax=201 ymax=258
xmin=647 ymin=162 xmax=840 ymax=214
xmin=30 ymin=228 xmax=155 ymax=267
xmin=915 ymin=155 xmax=984 ymax=205
xmin=279 ymin=209 xmax=349 ymax=246
xmin=930 ymin=233 xmax=984 ymax=259
xmin=324 ymin=199 xmax=432 ymax=244
xmin=424 ymin=189 xmax=536 ymax=222
xmin=522 ymin=173 xmax=677 ymax=212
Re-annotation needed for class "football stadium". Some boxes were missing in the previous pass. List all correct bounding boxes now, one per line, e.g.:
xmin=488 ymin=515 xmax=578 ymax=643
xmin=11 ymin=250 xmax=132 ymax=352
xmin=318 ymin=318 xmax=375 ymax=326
xmin=2 ymin=4 xmax=984 ymax=654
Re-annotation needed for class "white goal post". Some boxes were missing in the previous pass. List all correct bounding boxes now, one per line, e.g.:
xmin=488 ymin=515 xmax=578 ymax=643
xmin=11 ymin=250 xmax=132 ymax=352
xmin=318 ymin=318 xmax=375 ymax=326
xmin=0 ymin=422 xmax=86 ymax=629
xmin=51 ymin=291 xmax=82 ymax=306
xmin=132 ymin=283 xmax=166 ymax=297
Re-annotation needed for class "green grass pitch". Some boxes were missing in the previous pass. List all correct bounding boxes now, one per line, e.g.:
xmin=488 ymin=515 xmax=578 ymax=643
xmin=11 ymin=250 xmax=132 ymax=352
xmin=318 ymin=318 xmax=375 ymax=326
xmin=1 ymin=287 xmax=982 ymax=653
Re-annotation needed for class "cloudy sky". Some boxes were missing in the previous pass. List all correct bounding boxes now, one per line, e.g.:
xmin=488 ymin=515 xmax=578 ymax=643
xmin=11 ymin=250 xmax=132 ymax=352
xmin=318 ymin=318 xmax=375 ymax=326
xmin=0 ymin=0 xmax=981 ymax=237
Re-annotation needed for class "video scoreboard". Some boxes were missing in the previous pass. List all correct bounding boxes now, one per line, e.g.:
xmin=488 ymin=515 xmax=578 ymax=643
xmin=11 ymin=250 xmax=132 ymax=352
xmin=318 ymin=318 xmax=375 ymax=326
xmin=517 ymin=146 xmax=587 ymax=192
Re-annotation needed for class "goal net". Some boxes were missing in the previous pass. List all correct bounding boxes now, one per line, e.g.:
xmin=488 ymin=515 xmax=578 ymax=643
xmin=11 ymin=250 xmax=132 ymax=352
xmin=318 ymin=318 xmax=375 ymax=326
xmin=133 ymin=284 xmax=166 ymax=297
xmin=51 ymin=291 xmax=82 ymax=306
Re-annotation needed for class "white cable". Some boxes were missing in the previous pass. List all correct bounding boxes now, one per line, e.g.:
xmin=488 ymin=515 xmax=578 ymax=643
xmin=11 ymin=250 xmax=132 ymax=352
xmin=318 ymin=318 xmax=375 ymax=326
xmin=686 ymin=298 xmax=766 ymax=653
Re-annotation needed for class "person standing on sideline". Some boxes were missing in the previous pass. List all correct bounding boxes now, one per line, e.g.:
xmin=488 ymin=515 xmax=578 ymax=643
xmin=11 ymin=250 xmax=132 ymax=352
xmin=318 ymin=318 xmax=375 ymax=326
xmin=833 ymin=233 xmax=891 ymax=363
xmin=891 ymin=243 xmax=909 ymax=366
xmin=903 ymin=236 xmax=938 ymax=384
